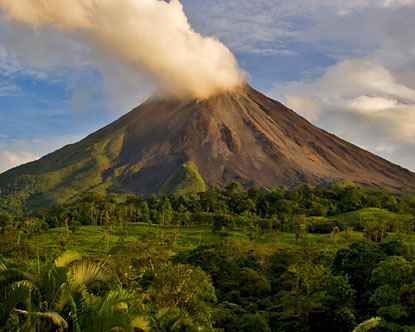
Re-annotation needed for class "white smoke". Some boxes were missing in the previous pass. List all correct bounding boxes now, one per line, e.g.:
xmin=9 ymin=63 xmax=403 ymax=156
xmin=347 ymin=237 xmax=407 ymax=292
xmin=0 ymin=0 xmax=244 ymax=99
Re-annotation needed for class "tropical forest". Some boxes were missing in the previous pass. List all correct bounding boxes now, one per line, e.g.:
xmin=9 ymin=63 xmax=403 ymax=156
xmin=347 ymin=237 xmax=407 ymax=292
xmin=1 ymin=183 xmax=415 ymax=331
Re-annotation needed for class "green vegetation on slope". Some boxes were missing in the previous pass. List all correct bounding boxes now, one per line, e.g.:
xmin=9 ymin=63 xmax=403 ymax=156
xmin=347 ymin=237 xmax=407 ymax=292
xmin=330 ymin=207 xmax=407 ymax=223
xmin=159 ymin=161 xmax=206 ymax=195
xmin=0 ymin=129 xmax=126 ymax=210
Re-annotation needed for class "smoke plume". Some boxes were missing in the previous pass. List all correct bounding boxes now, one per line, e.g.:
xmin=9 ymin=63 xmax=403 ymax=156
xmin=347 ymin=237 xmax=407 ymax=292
xmin=0 ymin=0 xmax=244 ymax=99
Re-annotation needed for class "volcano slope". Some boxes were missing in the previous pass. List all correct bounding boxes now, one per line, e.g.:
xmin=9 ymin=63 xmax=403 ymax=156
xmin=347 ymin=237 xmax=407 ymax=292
xmin=1 ymin=83 xmax=414 ymax=209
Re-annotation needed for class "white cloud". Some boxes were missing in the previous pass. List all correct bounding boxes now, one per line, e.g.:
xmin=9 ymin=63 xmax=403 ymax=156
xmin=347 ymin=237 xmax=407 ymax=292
xmin=270 ymin=58 xmax=415 ymax=171
xmin=382 ymin=0 xmax=415 ymax=7
xmin=182 ymin=0 xmax=413 ymax=57
xmin=0 ymin=81 xmax=19 ymax=96
xmin=0 ymin=0 xmax=244 ymax=100
xmin=266 ymin=0 xmax=415 ymax=173
xmin=0 ymin=135 xmax=83 ymax=173
xmin=0 ymin=19 xmax=155 ymax=113
xmin=0 ymin=150 xmax=38 ymax=172
xmin=285 ymin=95 xmax=319 ymax=121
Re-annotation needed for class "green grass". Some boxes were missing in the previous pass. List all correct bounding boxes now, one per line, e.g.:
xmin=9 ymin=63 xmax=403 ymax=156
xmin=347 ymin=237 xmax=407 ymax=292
xmin=329 ymin=208 xmax=411 ymax=227
xmin=159 ymin=161 xmax=206 ymax=195
xmin=36 ymin=224 xmax=221 ymax=256
xmin=34 ymin=223 xmax=396 ymax=257
xmin=274 ymin=231 xmax=365 ymax=249
xmin=33 ymin=208 xmax=415 ymax=257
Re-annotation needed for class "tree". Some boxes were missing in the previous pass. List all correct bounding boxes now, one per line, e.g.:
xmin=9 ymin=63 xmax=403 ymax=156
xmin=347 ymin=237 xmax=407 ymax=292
xmin=370 ymin=256 xmax=415 ymax=330
xmin=332 ymin=241 xmax=385 ymax=307
xmin=232 ymin=267 xmax=271 ymax=298
xmin=138 ymin=201 xmax=151 ymax=223
xmin=292 ymin=214 xmax=308 ymax=243
xmin=321 ymin=275 xmax=356 ymax=332
xmin=146 ymin=263 xmax=216 ymax=329
xmin=159 ymin=199 xmax=174 ymax=226
xmin=150 ymin=307 xmax=197 ymax=332
xmin=339 ymin=185 xmax=363 ymax=212
xmin=106 ymin=240 xmax=173 ymax=288
xmin=277 ymin=261 xmax=328 ymax=330
xmin=229 ymin=313 xmax=271 ymax=332
xmin=362 ymin=215 xmax=387 ymax=243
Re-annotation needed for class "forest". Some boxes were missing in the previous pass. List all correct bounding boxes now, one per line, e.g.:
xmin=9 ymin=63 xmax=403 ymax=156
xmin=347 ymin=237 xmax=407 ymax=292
xmin=1 ymin=183 xmax=415 ymax=331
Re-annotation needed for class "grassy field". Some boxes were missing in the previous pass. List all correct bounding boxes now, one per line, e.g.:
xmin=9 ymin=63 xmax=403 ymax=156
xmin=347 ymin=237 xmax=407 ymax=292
xmin=36 ymin=223 xmax=241 ymax=256
xmin=32 ymin=224 xmax=367 ymax=257
xmin=33 ymin=208 xmax=414 ymax=257
xmin=329 ymin=207 xmax=411 ymax=223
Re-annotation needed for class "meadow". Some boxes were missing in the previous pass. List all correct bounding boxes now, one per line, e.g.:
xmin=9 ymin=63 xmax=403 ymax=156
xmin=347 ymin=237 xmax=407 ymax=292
xmin=34 ymin=207 xmax=413 ymax=257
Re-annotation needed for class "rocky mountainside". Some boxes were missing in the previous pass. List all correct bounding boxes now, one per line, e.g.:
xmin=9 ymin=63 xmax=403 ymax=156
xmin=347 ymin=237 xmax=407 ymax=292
xmin=1 ymin=83 xmax=414 ymax=209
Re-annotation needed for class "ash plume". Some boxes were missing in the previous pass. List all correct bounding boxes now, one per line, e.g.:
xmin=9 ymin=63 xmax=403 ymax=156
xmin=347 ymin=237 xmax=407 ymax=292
xmin=0 ymin=0 xmax=244 ymax=99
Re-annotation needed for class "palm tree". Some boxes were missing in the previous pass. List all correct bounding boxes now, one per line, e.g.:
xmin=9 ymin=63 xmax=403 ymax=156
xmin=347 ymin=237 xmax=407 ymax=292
xmin=150 ymin=308 xmax=197 ymax=332
xmin=0 ymin=258 xmax=67 ymax=331
xmin=0 ymin=251 xmax=149 ymax=332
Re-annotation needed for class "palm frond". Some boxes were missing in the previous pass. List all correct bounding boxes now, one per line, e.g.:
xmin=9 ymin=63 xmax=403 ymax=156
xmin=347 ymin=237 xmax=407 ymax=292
xmin=14 ymin=309 xmax=69 ymax=329
xmin=153 ymin=308 xmax=191 ymax=332
xmin=68 ymin=262 xmax=112 ymax=293
xmin=131 ymin=316 xmax=151 ymax=332
xmin=82 ymin=310 xmax=132 ymax=332
xmin=54 ymin=250 xmax=83 ymax=268
xmin=155 ymin=307 xmax=180 ymax=320
xmin=0 ymin=267 xmax=36 ymax=288
xmin=0 ymin=280 xmax=36 ymax=329
xmin=353 ymin=317 xmax=381 ymax=332
xmin=98 ymin=290 xmax=135 ymax=314
xmin=0 ymin=259 xmax=6 ymax=271
xmin=40 ymin=267 xmax=68 ymax=308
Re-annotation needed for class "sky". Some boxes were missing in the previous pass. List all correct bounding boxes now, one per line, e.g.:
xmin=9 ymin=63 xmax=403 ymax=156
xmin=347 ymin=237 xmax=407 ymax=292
xmin=0 ymin=0 xmax=414 ymax=173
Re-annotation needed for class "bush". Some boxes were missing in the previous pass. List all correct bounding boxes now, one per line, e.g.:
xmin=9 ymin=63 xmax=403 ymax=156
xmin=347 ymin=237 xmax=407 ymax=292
xmin=69 ymin=220 xmax=82 ymax=233
xmin=307 ymin=219 xmax=337 ymax=234
xmin=213 ymin=214 xmax=234 ymax=231
xmin=190 ymin=212 xmax=214 ymax=225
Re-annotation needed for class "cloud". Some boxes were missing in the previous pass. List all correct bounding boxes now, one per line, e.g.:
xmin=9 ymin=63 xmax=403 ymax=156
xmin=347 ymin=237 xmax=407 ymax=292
xmin=262 ymin=0 xmax=415 ymax=172
xmin=182 ymin=0 xmax=413 ymax=57
xmin=270 ymin=58 xmax=415 ymax=171
xmin=0 ymin=0 xmax=244 ymax=99
xmin=0 ymin=81 xmax=19 ymax=96
xmin=0 ymin=135 xmax=83 ymax=173
xmin=285 ymin=95 xmax=319 ymax=121
xmin=0 ymin=150 xmax=38 ymax=172
xmin=382 ymin=0 xmax=415 ymax=7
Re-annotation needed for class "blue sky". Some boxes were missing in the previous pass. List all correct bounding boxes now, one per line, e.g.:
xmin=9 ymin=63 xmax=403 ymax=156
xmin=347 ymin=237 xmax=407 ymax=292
xmin=0 ymin=0 xmax=414 ymax=172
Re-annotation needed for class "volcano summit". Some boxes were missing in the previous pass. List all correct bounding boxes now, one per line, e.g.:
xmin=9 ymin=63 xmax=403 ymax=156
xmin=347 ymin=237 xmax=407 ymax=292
xmin=1 ymin=83 xmax=414 ymax=209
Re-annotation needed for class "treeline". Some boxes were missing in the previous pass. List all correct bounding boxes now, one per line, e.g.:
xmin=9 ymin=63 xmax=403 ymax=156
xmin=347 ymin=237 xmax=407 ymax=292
xmin=1 ymin=183 xmax=414 ymax=232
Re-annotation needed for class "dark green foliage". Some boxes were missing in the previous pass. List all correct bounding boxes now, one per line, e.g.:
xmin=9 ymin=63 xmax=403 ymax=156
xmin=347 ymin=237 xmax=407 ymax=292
xmin=145 ymin=262 xmax=216 ymax=328
xmin=333 ymin=241 xmax=386 ymax=301
xmin=307 ymin=218 xmax=339 ymax=233
xmin=228 ymin=313 xmax=271 ymax=332
xmin=233 ymin=267 xmax=271 ymax=298
xmin=370 ymin=256 xmax=415 ymax=330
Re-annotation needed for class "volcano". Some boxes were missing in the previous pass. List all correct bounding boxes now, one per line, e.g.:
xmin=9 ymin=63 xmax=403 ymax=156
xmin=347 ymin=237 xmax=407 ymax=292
xmin=1 ymin=83 xmax=414 ymax=209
